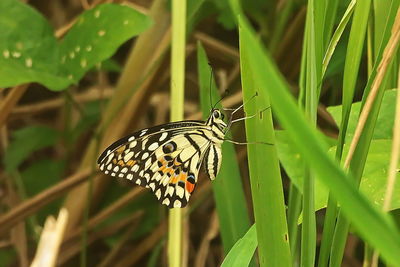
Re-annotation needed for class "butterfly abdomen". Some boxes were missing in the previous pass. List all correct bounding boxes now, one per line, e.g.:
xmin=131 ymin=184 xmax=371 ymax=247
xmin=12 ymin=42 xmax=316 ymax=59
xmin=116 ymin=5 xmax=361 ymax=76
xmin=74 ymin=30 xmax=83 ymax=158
xmin=204 ymin=144 xmax=222 ymax=180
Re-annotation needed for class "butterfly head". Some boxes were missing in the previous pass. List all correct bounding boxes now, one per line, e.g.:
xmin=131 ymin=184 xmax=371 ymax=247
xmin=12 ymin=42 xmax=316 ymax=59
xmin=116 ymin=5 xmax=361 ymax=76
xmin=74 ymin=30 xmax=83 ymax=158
xmin=207 ymin=109 xmax=227 ymax=132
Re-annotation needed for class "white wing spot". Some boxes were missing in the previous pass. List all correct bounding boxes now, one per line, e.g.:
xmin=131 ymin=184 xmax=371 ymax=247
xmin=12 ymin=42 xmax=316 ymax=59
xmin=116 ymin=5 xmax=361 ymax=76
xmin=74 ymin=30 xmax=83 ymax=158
xmin=98 ymin=30 xmax=106 ymax=36
xmin=173 ymin=200 xmax=182 ymax=208
xmin=144 ymin=173 xmax=150 ymax=182
xmin=141 ymin=152 xmax=149 ymax=160
xmin=162 ymin=198 xmax=170 ymax=206
xmin=124 ymin=151 xmax=134 ymax=162
xmin=176 ymin=186 xmax=184 ymax=198
xmin=111 ymin=172 xmax=116 ymax=176
xmin=139 ymin=129 xmax=148 ymax=136
xmin=25 ymin=58 xmax=32 ymax=68
xmin=113 ymin=166 xmax=119 ymax=172
xmin=145 ymin=158 xmax=152 ymax=169
xmin=127 ymin=173 xmax=133 ymax=180
xmin=149 ymin=183 xmax=155 ymax=191
xmin=135 ymin=179 xmax=141 ymax=185
xmin=3 ymin=50 xmax=10 ymax=59
xmin=128 ymin=136 xmax=135 ymax=141
xmin=121 ymin=167 xmax=128 ymax=173
xmin=167 ymin=186 xmax=174 ymax=196
xmin=107 ymin=164 xmax=112 ymax=170
xmin=155 ymin=189 xmax=161 ymax=199
xmin=132 ymin=165 xmax=139 ymax=172
xmin=139 ymin=170 xmax=144 ymax=177
xmin=100 ymin=164 xmax=105 ymax=170
xmin=148 ymin=143 xmax=159 ymax=151
xmin=129 ymin=141 xmax=137 ymax=148
xmin=105 ymin=170 xmax=109 ymax=174
xmin=159 ymin=132 xmax=168 ymax=141
xmin=118 ymin=173 xmax=124 ymax=178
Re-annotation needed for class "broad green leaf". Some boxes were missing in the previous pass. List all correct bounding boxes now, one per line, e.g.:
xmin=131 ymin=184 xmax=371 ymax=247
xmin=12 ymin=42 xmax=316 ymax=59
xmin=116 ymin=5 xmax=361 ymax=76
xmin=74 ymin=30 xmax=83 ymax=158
xmin=0 ymin=0 xmax=68 ymax=88
xmin=278 ymin=135 xmax=400 ymax=214
xmin=221 ymin=224 xmax=257 ymax=267
xmin=3 ymin=126 xmax=59 ymax=172
xmin=197 ymin=42 xmax=251 ymax=253
xmin=0 ymin=0 xmax=152 ymax=91
xmin=328 ymin=89 xmax=397 ymax=141
xmin=238 ymin=17 xmax=400 ymax=266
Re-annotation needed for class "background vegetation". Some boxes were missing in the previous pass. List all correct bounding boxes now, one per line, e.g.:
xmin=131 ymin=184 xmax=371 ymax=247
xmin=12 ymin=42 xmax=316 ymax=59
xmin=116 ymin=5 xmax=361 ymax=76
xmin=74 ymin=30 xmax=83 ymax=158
xmin=0 ymin=0 xmax=399 ymax=266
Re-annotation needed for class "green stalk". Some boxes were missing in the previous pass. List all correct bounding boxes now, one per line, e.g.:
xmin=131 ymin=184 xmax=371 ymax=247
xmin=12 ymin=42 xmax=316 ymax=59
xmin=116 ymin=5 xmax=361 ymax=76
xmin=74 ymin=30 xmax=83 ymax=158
xmin=168 ymin=0 xmax=186 ymax=266
xmin=301 ymin=0 xmax=325 ymax=265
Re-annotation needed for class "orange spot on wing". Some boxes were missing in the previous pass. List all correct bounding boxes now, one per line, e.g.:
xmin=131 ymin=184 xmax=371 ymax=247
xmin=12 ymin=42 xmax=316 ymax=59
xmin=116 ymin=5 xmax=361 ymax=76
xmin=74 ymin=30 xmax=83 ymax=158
xmin=117 ymin=160 xmax=125 ymax=166
xmin=126 ymin=160 xmax=136 ymax=166
xmin=116 ymin=146 xmax=125 ymax=155
xmin=179 ymin=172 xmax=186 ymax=182
xmin=171 ymin=176 xmax=178 ymax=184
xmin=112 ymin=159 xmax=117 ymax=164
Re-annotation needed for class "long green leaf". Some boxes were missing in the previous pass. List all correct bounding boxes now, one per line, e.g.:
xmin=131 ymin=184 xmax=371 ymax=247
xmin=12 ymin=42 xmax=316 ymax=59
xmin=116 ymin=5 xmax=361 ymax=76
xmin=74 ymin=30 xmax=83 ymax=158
xmin=221 ymin=224 xmax=257 ymax=267
xmin=240 ymin=22 xmax=292 ymax=267
xmin=238 ymin=17 xmax=400 ymax=266
xmin=197 ymin=42 xmax=251 ymax=254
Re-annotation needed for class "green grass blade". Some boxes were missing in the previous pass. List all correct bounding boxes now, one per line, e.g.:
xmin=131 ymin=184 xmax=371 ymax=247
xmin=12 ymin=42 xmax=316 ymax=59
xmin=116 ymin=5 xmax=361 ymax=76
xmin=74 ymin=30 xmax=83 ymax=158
xmin=322 ymin=0 xmax=356 ymax=77
xmin=197 ymin=42 xmax=252 ymax=254
xmin=239 ymin=22 xmax=292 ymax=267
xmin=220 ymin=224 xmax=257 ymax=267
xmin=319 ymin=1 xmax=371 ymax=266
xmin=238 ymin=17 xmax=400 ymax=266
xmin=329 ymin=1 xmax=399 ymax=266
xmin=168 ymin=0 xmax=186 ymax=266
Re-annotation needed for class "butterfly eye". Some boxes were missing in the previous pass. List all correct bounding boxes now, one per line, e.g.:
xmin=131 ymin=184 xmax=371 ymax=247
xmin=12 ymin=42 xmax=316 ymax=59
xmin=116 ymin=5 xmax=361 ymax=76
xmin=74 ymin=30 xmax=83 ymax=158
xmin=213 ymin=110 xmax=220 ymax=119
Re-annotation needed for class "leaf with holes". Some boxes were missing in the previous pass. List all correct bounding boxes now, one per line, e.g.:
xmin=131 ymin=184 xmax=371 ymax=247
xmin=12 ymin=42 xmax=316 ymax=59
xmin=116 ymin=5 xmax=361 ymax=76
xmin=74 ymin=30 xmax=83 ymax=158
xmin=58 ymin=4 xmax=152 ymax=86
xmin=0 ymin=0 xmax=67 ymax=89
xmin=0 ymin=0 xmax=152 ymax=91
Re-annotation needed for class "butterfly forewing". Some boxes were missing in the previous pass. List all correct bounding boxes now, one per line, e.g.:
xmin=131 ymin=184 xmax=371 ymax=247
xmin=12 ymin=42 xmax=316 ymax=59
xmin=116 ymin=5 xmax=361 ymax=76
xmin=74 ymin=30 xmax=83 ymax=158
xmin=97 ymin=121 xmax=215 ymax=208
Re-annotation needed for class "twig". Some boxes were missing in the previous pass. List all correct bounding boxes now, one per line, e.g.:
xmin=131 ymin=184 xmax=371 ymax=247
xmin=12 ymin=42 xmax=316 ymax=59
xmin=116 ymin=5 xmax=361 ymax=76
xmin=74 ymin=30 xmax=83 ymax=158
xmin=0 ymin=168 xmax=93 ymax=236
xmin=0 ymin=84 xmax=29 ymax=128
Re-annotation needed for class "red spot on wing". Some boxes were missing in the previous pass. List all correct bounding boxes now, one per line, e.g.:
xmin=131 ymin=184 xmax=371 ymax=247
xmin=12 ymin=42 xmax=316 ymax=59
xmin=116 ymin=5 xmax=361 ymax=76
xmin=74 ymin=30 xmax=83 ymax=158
xmin=186 ymin=181 xmax=195 ymax=194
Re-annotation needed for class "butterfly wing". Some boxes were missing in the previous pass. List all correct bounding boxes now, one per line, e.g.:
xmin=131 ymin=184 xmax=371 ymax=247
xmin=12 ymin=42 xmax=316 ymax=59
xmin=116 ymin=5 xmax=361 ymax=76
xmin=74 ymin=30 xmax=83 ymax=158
xmin=98 ymin=121 xmax=212 ymax=208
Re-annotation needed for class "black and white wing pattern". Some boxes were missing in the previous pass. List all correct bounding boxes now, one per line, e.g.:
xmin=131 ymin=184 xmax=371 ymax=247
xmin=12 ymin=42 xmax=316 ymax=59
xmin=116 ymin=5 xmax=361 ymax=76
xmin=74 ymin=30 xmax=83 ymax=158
xmin=97 ymin=121 xmax=214 ymax=208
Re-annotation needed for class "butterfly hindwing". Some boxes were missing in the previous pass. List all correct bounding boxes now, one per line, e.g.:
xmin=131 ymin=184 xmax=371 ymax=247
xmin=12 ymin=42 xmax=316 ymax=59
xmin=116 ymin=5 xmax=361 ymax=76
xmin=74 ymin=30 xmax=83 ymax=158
xmin=134 ymin=132 xmax=211 ymax=208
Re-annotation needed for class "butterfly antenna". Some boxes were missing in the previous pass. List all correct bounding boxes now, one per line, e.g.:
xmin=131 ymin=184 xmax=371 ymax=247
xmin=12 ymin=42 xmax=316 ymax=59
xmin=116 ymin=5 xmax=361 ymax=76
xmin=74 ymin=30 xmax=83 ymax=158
xmin=212 ymin=89 xmax=230 ymax=110
xmin=208 ymin=63 xmax=214 ymax=110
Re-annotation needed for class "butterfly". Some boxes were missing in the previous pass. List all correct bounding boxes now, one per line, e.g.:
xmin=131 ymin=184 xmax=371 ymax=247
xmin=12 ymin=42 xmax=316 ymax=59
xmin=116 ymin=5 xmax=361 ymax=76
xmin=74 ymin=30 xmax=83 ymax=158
xmin=97 ymin=95 xmax=259 ymax=208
